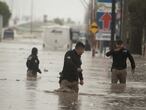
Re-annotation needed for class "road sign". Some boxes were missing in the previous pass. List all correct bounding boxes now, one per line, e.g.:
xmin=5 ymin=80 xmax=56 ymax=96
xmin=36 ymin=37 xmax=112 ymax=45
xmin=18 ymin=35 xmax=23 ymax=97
xmin=90 ymin=22 xmax=99 ymax=34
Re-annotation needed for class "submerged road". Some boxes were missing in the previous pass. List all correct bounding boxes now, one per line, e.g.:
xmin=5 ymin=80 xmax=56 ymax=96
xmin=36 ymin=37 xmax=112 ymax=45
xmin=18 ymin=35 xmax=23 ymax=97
xmin=0 ymin=38 xmax=146 ymax=110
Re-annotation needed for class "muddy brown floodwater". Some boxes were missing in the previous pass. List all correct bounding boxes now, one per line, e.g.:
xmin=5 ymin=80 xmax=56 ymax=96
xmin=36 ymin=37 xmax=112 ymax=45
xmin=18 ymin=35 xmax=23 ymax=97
xmin=0 ymin=38 xmax=146 ymax=110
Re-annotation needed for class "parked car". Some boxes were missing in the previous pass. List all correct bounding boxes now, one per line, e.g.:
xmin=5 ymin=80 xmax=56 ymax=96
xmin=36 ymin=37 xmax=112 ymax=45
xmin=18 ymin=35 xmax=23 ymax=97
xmin=3 ymin=28 xmax=14 ymax=39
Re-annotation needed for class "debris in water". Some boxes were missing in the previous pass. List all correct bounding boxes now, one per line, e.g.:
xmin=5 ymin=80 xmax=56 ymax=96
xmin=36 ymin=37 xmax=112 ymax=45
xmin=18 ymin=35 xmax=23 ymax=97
xmin=44 ymin=68 xmax=48 ymax=72
xmin=0 ymin=78 xmax=7 ymax=80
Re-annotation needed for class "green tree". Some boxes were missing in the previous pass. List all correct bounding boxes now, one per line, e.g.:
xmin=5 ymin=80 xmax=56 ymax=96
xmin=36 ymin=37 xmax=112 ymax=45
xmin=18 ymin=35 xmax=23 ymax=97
xmin=66 ymin=18 xmax=75 ymax=24
xmin=0 ymin=1 xmax=11 ymax=27
xmin=53 ymin=18 xmax=64 ymax=25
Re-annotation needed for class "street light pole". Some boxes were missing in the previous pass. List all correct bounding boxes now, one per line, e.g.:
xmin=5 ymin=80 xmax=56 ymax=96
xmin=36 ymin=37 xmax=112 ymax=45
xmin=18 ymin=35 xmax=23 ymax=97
xmin=30 ymin=0 xmax=33 ymax=33
xmin=120 ymin=0 xmax=123 ymax=39
xmin=111 ymin=0 xmax=116 ymax=49
xmin=0 ymin=15 xmax=3 ymax=42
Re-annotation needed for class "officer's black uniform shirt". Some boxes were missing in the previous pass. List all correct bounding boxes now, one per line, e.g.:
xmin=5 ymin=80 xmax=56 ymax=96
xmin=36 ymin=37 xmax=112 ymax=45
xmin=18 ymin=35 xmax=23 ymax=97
xmin=26 ymin=55 xmax=40 ymax=72
xmin=62 ymin=49 xmax=83 ymax=82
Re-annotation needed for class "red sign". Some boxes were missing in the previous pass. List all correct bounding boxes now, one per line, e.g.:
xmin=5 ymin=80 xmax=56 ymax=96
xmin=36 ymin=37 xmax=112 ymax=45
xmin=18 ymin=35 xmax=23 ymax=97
xmin=100 ymin=12 xmax=111 ymax=30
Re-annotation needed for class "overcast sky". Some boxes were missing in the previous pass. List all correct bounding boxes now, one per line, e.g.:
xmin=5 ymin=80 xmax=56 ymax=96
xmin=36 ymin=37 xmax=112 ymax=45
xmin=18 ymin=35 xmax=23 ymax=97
xmin=3 ymin=0 xmax=89 ymax=23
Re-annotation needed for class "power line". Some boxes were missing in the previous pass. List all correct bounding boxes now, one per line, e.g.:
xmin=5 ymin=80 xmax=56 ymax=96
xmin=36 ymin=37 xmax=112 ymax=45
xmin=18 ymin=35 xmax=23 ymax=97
xmin=79 ymin=0 xmax=87 ymax=9
xmin=83 ymin=0 xmax=89 ymax=6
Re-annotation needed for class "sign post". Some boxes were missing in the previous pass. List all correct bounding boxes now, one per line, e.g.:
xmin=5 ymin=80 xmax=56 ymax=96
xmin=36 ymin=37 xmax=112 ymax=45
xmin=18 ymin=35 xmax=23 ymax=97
xmin=90 ymin=21 xmax=99 ymax=57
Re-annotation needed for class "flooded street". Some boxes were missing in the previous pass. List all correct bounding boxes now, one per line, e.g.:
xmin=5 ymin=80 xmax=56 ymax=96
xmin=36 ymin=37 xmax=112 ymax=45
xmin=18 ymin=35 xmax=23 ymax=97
xmin=0 ymin=38 xmax=146 ymax=110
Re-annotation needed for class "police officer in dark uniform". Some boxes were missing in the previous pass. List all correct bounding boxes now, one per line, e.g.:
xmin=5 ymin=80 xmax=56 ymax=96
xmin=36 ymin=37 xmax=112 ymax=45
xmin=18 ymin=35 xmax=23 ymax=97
xmin=106 ymin=40 xmax=135 ymax=84
xmin=58 ymin=42 xmax=85 ymax=93
xmin=26 ymin=47 xmax=41 ymax=79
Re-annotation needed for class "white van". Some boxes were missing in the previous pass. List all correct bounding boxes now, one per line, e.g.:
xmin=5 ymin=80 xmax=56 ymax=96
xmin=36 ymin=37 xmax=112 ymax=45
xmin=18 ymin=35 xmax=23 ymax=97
xmin=42 ymin=25 xmax=72 ymax=51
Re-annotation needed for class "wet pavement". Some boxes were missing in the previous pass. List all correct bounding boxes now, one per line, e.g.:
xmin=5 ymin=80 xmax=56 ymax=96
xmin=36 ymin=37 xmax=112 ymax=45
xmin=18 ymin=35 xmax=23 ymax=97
xmin=0 ymin=38 xmax=146 ymax=110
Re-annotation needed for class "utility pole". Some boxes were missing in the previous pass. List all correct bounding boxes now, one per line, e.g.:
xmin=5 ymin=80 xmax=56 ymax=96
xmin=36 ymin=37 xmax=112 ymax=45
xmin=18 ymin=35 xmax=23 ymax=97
xmin=0 ymin=15 xmax=3 ymax=42
xmin=91 ymin=0 xmax=97 ymax=57
xmin=119 ymin=0 xmax=123 ymax=39
xmin=111 ymin=0 xmax=116 ymax=49
xmin=121 ymin=0 xmax=129 ymax=45
xmin=91 ymin=0 xmax=96 ymax=22
xmin=30 ymin=0 xmax=33 ymax=33
xmin=10 ymin=0 xmax=14 ymax=26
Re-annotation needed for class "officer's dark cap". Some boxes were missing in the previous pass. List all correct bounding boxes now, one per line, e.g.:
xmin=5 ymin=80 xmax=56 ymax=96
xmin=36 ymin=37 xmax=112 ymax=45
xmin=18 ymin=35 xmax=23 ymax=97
xmin=75 ymin=42 xmax=85 ymax=49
